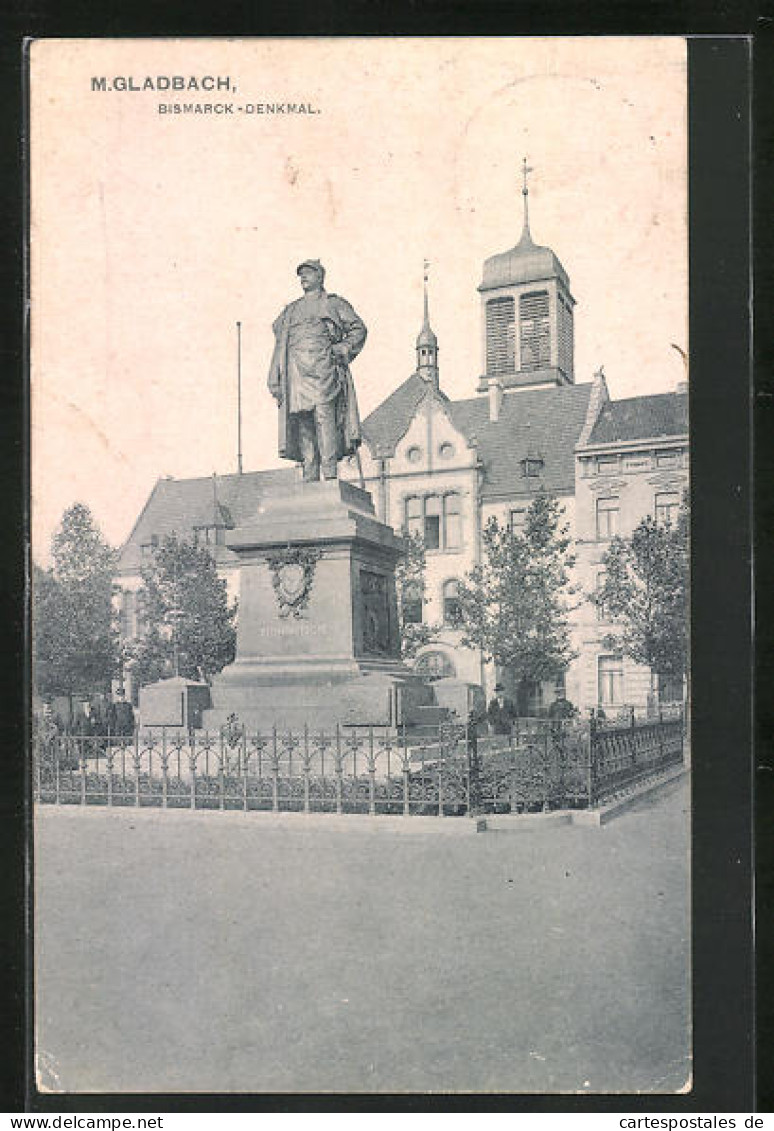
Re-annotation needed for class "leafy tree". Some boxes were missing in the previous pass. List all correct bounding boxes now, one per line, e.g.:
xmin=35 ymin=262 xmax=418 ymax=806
xmin=127 ymin=533 xmax=237 ymax=687
xmin=395 ymin=529 xmax=438 ymax=659
xmin=33 ymin=504 xmax=119 ymax=709
xmin=594 ymin=498 xmax=689 ymax=696
xmin=456 ymin=492 xmax=578 ymax=708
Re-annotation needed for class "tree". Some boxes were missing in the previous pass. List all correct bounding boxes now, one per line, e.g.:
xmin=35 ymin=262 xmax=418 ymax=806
xmin=456 ymin=492 xmax=578 ymax=708
xmin=594 ymin=498 xmax=689 ymax=696
xmin=33 ymin=504 xmax=119 ymax=709
xmin=127 ymin=533 xmax=237 ymax=687
xmin=394 ymin=529 xmax=438 ymax=659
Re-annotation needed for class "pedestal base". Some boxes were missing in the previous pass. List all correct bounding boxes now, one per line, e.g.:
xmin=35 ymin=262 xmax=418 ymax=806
xmin=202 ymin=479 xmax=443 ymax=732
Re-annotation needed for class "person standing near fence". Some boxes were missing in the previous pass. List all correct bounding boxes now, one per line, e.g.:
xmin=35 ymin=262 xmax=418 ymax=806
xmin=487 ymin=683 xmax=517 ymax=735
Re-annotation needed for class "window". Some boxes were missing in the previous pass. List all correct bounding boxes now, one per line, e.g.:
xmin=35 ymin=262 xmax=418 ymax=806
xmin=519 ymin=290 xmax=550 ymax=371
xmin=655 ymin=491 xmax=681 ymax=526
xmin=438 ymin=442 xmax=454 ymax=459
xmin=520 ymin=456 xmax=544 ymax=478
xmin=424 ymin=495 xmax=441 ymax=550
xmin=655 ymin=449 xmax=680 ymax=468
xmin=443 ymin=493 xmax=462 ymax=549
xmin=140 ymin=534 xmax=159 ymax=558
xmin=405 ymin=496 xmax=422 ymax=538
xmin=406 ymin=445 xmax=422 ymax=464
xmin=658 ymin=673 xmax=684 ymax=704
xmin=596 ymin=455 xmax=619 ymax=474
xmin=486 ymin=297 xmax=516 ymax=376
xmin=598 ymin=655 xmax=624 ymax=706
xmin=443 ymin=579 xmax=462 ymax=626
xmin=404 ymin=494 xmax=462 ymax=552
xmin=193 ymin=525 xmax=227 ymax=546
xmin=415 ymin=651 xmax=456 ymax=682
xmin=402 ymin=581 xmax=423 ymax=626
xmin=596 ymin=496 xmax=620 ymax=540
xmin=509 ymin=507 xmax=526 ymax=532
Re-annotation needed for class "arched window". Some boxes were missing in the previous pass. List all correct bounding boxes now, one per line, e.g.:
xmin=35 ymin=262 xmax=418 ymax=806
xmin=415 ymin=651 xmax=456 ymax=682
xmin=443 ymin=579 xmax=462 ymax=626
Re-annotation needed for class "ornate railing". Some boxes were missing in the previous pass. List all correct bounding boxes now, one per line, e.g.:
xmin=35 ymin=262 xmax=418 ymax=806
xmin=32 ymin=714 xmax=684 ymax=817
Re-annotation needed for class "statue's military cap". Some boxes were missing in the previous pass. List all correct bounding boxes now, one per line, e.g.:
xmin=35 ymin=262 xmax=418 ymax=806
xmin=296 ymin=259 xmax=325 ymax=276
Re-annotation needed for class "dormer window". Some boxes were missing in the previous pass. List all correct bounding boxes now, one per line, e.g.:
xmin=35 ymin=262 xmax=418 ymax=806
xmin=193 ymin=525 xmax=226 ymax=547
xmin=520 ymin=456 xmax=544 ymax=478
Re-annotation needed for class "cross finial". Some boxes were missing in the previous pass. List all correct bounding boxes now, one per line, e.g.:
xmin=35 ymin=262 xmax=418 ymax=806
xmin=423 ymin=258 xmax=430 ymax=324
xmin=520 ymin=156 xmax=534 ymax=241
xmin=522 ymin=157 xmax=533 ymax=196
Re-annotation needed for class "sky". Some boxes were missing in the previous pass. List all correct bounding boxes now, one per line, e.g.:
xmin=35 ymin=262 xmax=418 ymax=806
xmin=30 ymin=37 xmax=687 ymax=560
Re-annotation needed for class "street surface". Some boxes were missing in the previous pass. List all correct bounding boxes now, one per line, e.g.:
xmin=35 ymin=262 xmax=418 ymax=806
xmin=34 ymin=779 xmax=690 ymax=1094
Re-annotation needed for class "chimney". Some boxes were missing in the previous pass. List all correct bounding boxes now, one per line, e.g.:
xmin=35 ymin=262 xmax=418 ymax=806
xmin=488 ymin=377 xmax=504 ymax=423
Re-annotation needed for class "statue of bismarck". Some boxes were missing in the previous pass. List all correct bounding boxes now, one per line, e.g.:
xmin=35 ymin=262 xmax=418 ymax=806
xmin=268 ymin=259 xmax=367 ymax=481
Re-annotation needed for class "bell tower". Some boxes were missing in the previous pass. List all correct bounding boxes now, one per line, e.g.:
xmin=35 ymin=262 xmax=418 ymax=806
xmin=478 ymin=159 xmax=575 ymax=393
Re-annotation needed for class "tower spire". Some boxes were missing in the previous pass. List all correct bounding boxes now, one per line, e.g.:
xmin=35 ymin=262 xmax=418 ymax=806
xmin=416 ymin=258 xmax=439 ymax=389
xmin=520 ymin=156 xmax=534 ymax=244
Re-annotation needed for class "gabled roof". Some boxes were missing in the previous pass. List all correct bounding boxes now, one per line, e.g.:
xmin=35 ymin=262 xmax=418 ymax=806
xmin=586 ymin=392 xmax=688 ymax=446
xmin=363 ymin=376 xmax=592 ymax=499
xmin=361 ymin=374 xmax=434 ymax=455
xmin=449 ymin=384 xmax=592 ymax=498
xmin=117 ymin=467 xmax=296 ymax=575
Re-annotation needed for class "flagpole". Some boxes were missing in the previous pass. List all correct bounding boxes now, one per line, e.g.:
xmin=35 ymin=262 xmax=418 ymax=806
xmin=236 ymin=321 xmax=243 ymax=475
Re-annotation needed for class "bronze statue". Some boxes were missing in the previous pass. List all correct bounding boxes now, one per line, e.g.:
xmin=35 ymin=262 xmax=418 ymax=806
xmin=268 ymin=259 xmax=367 ymax=481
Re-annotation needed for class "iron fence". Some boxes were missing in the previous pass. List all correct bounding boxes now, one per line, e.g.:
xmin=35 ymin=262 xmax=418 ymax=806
xmin=33 ymin=714 xmax=684 ymax=818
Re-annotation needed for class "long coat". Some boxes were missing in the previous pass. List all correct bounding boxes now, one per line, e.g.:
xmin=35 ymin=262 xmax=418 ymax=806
xmin=267 ymin=291 xmax=366 ymax=465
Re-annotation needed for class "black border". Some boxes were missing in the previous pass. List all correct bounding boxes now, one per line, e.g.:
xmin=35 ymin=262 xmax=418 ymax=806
xmin=1 ymin=17 xmax=758 ymax=1115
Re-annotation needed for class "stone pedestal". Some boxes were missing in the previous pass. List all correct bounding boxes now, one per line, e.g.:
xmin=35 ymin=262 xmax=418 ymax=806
xmin=203 ymin=479 xmax=435 ymax=731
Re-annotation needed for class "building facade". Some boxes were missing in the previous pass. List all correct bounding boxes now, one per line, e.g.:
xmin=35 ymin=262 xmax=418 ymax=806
xmin=115 ymin=193 xmax=688 ymax=715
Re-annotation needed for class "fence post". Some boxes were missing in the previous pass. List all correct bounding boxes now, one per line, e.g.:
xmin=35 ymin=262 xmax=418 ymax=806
xmin=401 ymin=725 xmax=410 ymax=817
xmin=542 ymin=723 xmax=550 ymax=812
xmin=54 ymin=738 xmax=61 ymax=805
xmin=303 ymin=726 xmax=311 ymax=814
xmin=367 ymin=728 xmax=376 ymax=816
xmin=466 ymin=717 xmax=480 ymax=817
xmin=79 ymin=738 xmax=87 ymax=806
xmin=587 ymin=716 xmax=597 ymax=809
xmin=271 ymin=726 xmax=279 ymax=813
xmin=161 ymin=728 xmax=169 ymax=810
xmin=242 ymin=730 xmax=249 ymax=813
xmin=106 ymin=743 xmax=114 ymax=808
xmin=335 ymin=725 xmax=343 ymax=815
xmin=437 ymin=724 xmax=445 ymax=817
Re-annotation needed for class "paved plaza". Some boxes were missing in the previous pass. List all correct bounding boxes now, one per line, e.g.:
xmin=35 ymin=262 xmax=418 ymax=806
xmin=34 ymin=779 xmax=690 ymax=1095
